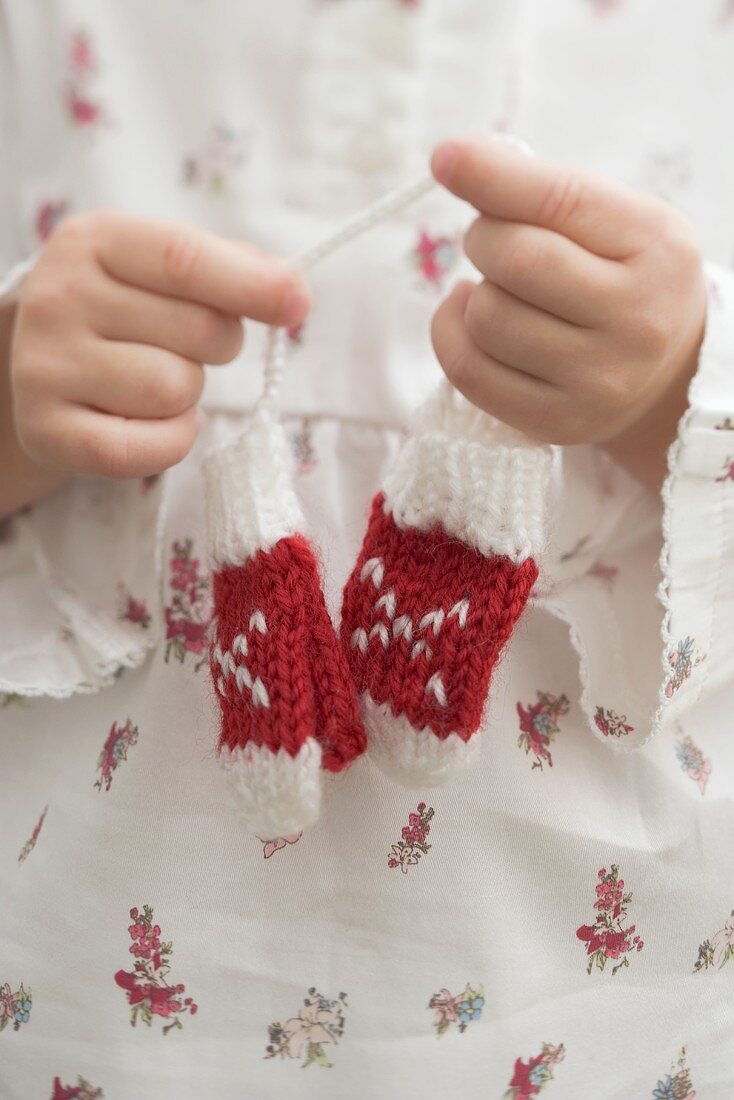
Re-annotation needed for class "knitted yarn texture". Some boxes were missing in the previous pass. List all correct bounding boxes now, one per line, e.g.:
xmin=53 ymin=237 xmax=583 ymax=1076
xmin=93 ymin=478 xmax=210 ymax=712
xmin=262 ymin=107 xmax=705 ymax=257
xmin=203 ymin=166 xmax=551 ymax=833
xmin=341 ymin=381 xmax=551 ymax=786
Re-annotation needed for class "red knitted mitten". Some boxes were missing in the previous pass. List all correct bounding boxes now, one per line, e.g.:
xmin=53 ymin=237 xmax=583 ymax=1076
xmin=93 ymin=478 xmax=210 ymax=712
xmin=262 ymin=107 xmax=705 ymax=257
xmin=205 ymin=412 xmax=365 ymax=836
xmin=341 ymin=381 xmax=551 ymax=787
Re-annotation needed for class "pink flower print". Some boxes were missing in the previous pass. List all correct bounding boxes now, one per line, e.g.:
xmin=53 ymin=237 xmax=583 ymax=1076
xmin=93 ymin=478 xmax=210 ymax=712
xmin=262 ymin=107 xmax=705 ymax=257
xmin=36 ymin=201 xmax=69 ymax=242
xmin=94 ymin=719 xmax=139 ymax=792
xmin=651 ymin=1046 xmax=696 ymax=1100
xmin=388 ymin=801 xmax=434 ymax=872
xmin=117 ymin=583 xmax=151 ymax=629
xmin=576 ymin=865 xmax=643 ymax=975
xmin=516 ymin=691 xmax=570 ymax=770
xmin=64 ymin=29 xmax=112 ymax=130
xmin=428 ymin=983 xmax=484 ymax=1037
xmin=69 ymin=30 xmax=95 ymax=75
xmin=411 ymin=229 xmax=459 ymax=289
xmin=593 ymin=706 xmax=633 ymax=739
xmin=52 ymin=1077 xmax=104 ymax=1100
xmin=182 ymin=121 xmax=250 ymax=195
xmin=287 ymin=322 xmax=305 ymax=345
xmin=164 ymin=538 xmax=211 ymax=668
xmin=66 ymin=89 xmax=102 ymax=127
xmin=716 ymin=455 xmax=734 ymax=483
xmin=429 ymin=988 xmax=459 ymax=1034
xmin=586 ymin=560 xmax=619 ymax=586
xmin=694 ymin=910 xmax=734 ymax=973
xmin=665 ymin=637 xmax=706 ymax=697
xmin=140 ymin=474 xmax=161 ymax=494
xmin=586 ymin=0 xmax=624 ymax=14
xmin=0 ymin=981 xmax=32 ymax=1032
xmin=715 ymin=417 xmax=734 ymax=430
xmin=18 ymin=805 xmax=48 ymax=864
xmin=115 ymin=905 xmax=197 ymax=1033
xmin=504 ymin=1042 xmax=566 ymax=1099
xmin=675 ymin=736 xmax=711 ymax=796
xmin=258 ymin=833 xmax=302 ymax=859
xmin=265 ymin=989 xmax=347 ymax=1068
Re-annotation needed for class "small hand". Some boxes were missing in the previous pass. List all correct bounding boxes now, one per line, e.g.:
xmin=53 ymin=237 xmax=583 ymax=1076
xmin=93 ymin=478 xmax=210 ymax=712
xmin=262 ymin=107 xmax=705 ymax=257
xmin=429 ymin=135 xmax=707 ymax=481
xmin=11 ymin=213 xmax=311 ymax=479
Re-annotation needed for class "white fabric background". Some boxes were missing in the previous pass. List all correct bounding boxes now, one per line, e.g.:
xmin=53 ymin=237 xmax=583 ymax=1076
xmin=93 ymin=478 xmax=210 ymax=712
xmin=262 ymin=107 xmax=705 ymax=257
xmin=0 ymin=1 xmax=733 ymax=1097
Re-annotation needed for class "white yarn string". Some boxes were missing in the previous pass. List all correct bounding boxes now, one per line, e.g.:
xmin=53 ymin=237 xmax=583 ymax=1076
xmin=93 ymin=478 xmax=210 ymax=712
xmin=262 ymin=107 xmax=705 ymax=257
xmin=257 ymin=171 xmax=437 ymax=415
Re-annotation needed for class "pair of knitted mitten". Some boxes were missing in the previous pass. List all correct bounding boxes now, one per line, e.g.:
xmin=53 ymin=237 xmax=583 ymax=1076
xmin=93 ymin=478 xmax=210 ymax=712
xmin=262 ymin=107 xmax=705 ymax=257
xmin=203 ymin=167 xmax=551 ymax=837
xmin=204 ymin=410 xmax=366 ymax=837
xmin=205 ymin=384 xmax=551 ymax=836
xmin=341 ymin=381 xmax=551 ymax=788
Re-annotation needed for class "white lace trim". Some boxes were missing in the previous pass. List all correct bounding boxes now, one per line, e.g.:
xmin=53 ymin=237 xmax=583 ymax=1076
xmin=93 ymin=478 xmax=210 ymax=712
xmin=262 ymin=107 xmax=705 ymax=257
xmin=0 ymin=473 xmax=168 ymax=699
xmin=547 ymin=263 xmax=734 ymax=751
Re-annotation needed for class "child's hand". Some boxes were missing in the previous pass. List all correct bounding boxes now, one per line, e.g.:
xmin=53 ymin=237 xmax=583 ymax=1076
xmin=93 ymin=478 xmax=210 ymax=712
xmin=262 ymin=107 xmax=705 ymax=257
xmin=429 ymin=135 xmax=707 ymax=471
xmin=10 ymin=213 xmax=311 ymax=478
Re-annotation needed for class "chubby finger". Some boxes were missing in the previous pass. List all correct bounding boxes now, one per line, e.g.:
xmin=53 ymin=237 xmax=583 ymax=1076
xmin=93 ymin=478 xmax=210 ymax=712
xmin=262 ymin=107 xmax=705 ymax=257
xmin=91 ymin=276 xmax=245 ymax=365
xmin=464 ymin=216 xmax=627 ymax=326
xmin=63 ymin=338 xmax=205 ymax=420
xmin=431 ymin=135 xmax=662 ymax=259
xmin=93 ymin=212 xmax=312 ymax=324
xmin=431 ymin=281 xmax=559 ymax=438
xmin=27 ymin=403 xmax=204 ymax=479
xmin=463 ymin=280 xmax=589 ymax=382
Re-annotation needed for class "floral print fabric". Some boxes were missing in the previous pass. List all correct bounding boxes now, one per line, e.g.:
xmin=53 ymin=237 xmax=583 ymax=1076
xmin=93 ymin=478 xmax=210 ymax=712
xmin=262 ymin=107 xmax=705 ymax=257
xmin=504 ymin=1043 xmax=565 ymax=1099
xmin=0 ymin=0 xmax=733 ymax=1097
xmin=164 ymin=539 xmax=211 ymax=668
xmin=94 ymin=719 xmax=139 ymax=791
xmin=0 ymin=983 xmax=32 ymax=1032
xmin=516 ymin=691 xmax=570 ymax=770
xmin=576 ymin=867 xmax=644 ymax=975
xmin=51 ymin=1078 xmax=104 ymax=1100
xmin=265 ymin=990 xmax=348 ymax=1068
xmin=114 ymin=906 xmax=198 ymax=1034
xmin=387 ymin=801 xmax=434 ymax=872
xmin=428 ymin=984 xmax=485 ymax=1037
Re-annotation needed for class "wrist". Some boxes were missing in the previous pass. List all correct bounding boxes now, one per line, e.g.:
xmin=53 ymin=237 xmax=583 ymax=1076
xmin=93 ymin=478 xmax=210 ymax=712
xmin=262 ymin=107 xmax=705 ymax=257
xmin=601 ymin=309 xmax=705 ymax=490
xmin=0 ymin=304 xmax=67 ymax=519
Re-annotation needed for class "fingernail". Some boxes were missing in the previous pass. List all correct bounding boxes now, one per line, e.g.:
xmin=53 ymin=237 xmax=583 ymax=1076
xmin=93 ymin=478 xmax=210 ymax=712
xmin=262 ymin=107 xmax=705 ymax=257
xmin=431 ymin=142 xmax=458 ymax=182
xmin=492 ymin=132 xmax=536 ymax=158
xmin=282 ymin=282 xmax=312 ymax=326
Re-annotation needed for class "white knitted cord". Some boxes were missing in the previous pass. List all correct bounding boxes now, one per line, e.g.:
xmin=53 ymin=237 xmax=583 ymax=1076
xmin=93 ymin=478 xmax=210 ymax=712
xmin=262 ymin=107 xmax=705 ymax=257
xmin=255 ymin=133 xmax=535 ymax=412
xmin=257 ymin=171 xmax=438 ymax=415
xmin=205 ymin=172 xmax=439 ymax=562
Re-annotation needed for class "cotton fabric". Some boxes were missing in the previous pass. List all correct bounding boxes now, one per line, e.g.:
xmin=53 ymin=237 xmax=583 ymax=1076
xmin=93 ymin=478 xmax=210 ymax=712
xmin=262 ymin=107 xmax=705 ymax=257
xmin=1 ymin=2 xmax=733 ymax=1098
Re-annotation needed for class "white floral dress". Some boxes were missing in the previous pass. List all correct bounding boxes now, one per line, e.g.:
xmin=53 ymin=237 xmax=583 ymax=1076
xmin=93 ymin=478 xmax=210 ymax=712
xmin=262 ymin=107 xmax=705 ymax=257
xmin=1 ymin=2 xmax=733 ymax=1098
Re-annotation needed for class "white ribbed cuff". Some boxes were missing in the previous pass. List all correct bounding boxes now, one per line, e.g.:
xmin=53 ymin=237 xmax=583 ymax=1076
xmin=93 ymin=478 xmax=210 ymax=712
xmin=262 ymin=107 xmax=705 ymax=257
xmin=219 ymin=740 xmax=322 ymax=836
xmin=383 ymin=382 xmax=552 ymax=563
xmin=204 ymin=411 xmax=304 ymax=567
xmin=363 ymin=695 xmax=481 ymax=788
